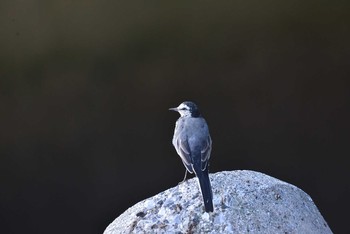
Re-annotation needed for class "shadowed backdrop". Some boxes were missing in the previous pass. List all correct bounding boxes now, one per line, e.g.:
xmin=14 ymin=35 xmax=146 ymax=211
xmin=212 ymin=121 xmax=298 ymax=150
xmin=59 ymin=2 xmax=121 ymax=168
xmin=0 ymin=1 xmax=349 ymax=233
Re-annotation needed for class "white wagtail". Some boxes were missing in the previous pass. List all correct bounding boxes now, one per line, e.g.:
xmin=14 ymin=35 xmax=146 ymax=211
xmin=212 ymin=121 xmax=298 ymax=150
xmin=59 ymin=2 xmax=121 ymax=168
xmin=169 ymin=101 xmax=214 ymax=212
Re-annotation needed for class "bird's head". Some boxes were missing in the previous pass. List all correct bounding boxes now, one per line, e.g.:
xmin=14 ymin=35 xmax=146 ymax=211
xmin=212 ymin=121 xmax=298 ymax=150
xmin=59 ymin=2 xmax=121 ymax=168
xmin=169 ymin=101 xmax=201 ymax=117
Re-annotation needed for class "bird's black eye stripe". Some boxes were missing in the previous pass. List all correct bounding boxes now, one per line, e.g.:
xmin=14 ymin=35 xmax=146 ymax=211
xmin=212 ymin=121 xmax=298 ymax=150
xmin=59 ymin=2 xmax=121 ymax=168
xmin=180 ymin=108 xmax=186 ymax=110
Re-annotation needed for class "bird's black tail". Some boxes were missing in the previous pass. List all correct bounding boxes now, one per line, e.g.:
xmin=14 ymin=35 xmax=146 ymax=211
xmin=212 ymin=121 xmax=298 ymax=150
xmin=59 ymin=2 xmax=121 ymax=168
xmin=195 ymin=166 xmax=213 ymax=212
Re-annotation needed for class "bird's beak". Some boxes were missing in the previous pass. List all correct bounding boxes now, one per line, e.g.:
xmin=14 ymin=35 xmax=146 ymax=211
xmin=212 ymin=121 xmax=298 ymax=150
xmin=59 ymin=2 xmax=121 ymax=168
xmin=169 ymin=107 xmax=178 ymax=111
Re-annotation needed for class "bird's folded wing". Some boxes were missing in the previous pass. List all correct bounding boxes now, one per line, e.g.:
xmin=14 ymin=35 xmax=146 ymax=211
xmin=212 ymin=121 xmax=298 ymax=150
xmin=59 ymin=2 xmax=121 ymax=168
xmin=176 ymin=139 xmax=193 ymax=171
xmin=200 ymin=135 xmax=212 ymax=170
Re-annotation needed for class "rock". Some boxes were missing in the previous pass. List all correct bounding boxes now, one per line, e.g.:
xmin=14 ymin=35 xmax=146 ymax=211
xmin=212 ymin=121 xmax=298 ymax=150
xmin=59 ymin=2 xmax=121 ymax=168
xmin=104 ymin=170 xmax=332 ymax=234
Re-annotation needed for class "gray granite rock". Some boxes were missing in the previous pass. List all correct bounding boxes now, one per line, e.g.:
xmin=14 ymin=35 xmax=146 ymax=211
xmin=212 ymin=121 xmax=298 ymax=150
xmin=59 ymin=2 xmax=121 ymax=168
xmin=104 ymin=170 xmax=332 ymax=234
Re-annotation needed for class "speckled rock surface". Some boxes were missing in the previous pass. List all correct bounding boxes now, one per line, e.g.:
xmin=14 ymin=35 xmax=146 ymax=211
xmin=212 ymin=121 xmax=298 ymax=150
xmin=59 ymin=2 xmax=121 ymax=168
xmin=104 ymin=170 xmax=332 ymax=234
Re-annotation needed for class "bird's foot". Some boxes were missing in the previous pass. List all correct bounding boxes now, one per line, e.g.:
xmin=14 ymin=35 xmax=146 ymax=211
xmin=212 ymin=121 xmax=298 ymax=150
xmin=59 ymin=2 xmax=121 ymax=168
xmin=178 ymin=170 xmax=189 ymax=185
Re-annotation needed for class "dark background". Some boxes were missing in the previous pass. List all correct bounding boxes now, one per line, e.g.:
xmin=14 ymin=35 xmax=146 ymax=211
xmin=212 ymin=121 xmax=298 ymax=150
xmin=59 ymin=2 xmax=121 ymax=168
xmin=0 ymin=1 xmax=349 ymax=233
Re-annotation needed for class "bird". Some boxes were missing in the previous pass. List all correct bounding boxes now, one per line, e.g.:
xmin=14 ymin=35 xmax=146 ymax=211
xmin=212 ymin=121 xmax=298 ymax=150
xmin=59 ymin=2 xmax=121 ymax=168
xmin=169 ymin=101 xmax=214 ymax=212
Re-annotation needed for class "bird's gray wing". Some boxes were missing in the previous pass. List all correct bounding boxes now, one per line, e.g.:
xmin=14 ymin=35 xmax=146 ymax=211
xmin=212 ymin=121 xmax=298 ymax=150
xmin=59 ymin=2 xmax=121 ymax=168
xmin=200 ymin=135 xmax=212 ymax=170
xmin=176 ymin=138 xmax=193 ymax=173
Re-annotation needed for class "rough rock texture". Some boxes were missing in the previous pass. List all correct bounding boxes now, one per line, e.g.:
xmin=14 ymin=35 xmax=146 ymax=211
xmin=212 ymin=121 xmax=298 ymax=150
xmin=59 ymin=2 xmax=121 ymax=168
xmin=104 ymin=170 xmax=332 ymax=234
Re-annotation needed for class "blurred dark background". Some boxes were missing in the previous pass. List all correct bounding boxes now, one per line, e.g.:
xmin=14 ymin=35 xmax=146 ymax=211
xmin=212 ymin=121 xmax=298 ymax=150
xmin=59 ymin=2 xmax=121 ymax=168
xmin=0 ymin=1 xmax=349 ymax=233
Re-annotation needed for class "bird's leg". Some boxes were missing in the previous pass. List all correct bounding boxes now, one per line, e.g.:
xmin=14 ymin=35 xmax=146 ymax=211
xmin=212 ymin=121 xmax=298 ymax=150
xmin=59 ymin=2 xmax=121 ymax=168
xmin=178 ymin=169 xmax=188 ymax=184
